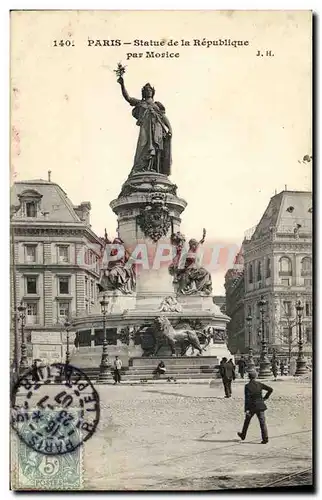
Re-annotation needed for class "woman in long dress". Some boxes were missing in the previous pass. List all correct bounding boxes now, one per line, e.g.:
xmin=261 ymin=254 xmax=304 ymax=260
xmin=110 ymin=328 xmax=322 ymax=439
xmin=117 ymin=76 xmax=172 ymax=175
xmin=170 ymin=229 xmax=213 ymax=295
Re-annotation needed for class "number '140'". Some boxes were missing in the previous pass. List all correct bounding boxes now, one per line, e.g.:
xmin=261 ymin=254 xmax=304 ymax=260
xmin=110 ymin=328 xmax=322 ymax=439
xmin=53 ymin=40 xmax=75 ymax=47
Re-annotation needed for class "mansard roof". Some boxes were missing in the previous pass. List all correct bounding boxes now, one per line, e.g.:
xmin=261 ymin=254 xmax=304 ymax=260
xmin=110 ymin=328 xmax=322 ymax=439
xmin=250 ymin=190 xmax=312 ymax=240
xmin=11 ymin=179 xmax=82 ymax=223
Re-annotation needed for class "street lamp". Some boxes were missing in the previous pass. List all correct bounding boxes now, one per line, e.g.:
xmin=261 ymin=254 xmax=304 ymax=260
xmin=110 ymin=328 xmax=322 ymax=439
xmin=17 ymin=301 xmax=28 ymax=372
xmin=258 ymin=295 xmax=271 ymax=379
xmin=64 ymin=320 xmax=71 ymax=365
xmin=246 ymin=315 xmax=255 ymax=371
xmin=295 ymin=300 xmax=307 ymax=376
xmin=98 ymin=295 xmax=110 ymax=383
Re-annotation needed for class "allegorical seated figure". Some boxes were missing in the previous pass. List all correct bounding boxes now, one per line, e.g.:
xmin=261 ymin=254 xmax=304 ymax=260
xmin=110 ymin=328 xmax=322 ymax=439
xmin=98 ymin=232 xmax=136 ymax=295
xmin=169 ymin=229 xmax=212 ymax=295
xmin=117 ymin=74 xmax=172 ymax=176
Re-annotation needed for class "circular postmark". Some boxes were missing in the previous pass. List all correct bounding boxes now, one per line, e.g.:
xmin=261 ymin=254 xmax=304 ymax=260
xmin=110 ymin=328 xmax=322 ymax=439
xmin=11 ymin=363 xmax=100 ymax=455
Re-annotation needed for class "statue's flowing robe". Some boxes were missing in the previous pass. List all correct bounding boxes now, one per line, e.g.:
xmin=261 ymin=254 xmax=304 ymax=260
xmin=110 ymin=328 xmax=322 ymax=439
xmin=131 ymin=100 xmax=172 ymax=175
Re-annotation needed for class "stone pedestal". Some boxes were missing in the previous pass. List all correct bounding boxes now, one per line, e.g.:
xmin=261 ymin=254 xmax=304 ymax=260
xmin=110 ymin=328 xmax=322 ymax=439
xmin=69 ymin=171 xmax=233 ymax=371
xmin=204 ymin=338 xmax=234 ymax=362
xmin=31 ymin=331 xmax=64 ymax=363
xmin=98 ymin=291 xmax=136 ymax=314
xmin=110 ymin=172 xmax=186 ymax=310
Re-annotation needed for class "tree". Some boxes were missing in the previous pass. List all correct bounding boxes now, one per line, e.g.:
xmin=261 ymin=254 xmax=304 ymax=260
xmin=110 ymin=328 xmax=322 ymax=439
xmin=272 ymin=301 xmax=299 ymax=367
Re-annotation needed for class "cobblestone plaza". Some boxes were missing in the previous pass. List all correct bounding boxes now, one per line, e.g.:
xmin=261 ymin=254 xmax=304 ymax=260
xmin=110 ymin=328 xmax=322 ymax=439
xmin=58 ymin=377 xmax=311 ymax=490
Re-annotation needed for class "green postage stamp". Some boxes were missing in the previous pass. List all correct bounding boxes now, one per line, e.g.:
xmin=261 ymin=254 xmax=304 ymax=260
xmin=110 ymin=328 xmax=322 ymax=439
xmin=11 ymin=429 xmax=83 ymax=490
xmin=11 ymin=409 xmax=84 ymax=490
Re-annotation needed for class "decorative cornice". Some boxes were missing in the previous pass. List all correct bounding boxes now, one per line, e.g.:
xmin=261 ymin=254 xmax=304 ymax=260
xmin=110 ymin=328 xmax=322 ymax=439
xmin=11 ymin=223 xmax=103 ymax=246
xmin=15 ymin=263 xmax=100 ymax=278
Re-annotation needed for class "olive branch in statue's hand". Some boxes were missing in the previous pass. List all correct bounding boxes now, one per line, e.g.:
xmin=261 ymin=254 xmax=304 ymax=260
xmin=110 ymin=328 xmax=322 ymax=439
xmin=114 ymin=63 xmax=126 ymax=84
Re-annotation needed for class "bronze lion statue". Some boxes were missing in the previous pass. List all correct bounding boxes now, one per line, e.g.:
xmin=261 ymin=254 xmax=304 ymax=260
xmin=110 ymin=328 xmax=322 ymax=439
xmin=152 ymin=316 xmax=203 ymax=356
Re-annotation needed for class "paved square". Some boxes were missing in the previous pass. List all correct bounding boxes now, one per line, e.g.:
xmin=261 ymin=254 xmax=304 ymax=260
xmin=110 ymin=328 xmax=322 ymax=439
xmin=83 ymin=377 xmax=312 ymax=490
xmin=12 ymin=377 xmax=312 ymax=490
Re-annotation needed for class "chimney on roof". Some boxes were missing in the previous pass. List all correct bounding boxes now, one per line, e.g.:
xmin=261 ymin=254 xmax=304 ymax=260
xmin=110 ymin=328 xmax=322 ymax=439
xmin=48 ymin=170 xmax=52 ymax=182
xmin=274 ymin=189 xmax=277 ymax=195
xmin=285 ymin=184 xmax=287 ymax=191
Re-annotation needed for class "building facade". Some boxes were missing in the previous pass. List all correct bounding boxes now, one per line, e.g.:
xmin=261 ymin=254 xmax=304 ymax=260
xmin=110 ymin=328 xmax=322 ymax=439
xmin=213 ymin=295 xmax=226 ymax=314
xmin=10 ymin=178 xmax=103 ymax=364
xmin=224 ymin=251 xmax=245 ymax=354
xmin=225 ymin=190 xmax=312 ymax=356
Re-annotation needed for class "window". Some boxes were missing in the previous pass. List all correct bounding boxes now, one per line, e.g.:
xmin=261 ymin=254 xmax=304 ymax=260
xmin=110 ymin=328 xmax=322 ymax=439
xmin=281 ymin=278 xmax=290 ymax=286
xmin=90 ymin=280 xmax=94 ymax=301
xmin=85 ymin=277 xmax=89 ymax=297
xmin=282 ymin=327 xmax=291 ymax=344
xmin=25 ymin=245 xmax=36 ymax=263
xmin=26 ymin=302 xmax=38 ymax=324
xmin=58 ymin=302 xmax=70 ymax=320
xmin=304 ymin=279 xmax=312 ymax=287
xmin=26 ymin=201 xmax=37 ymax=217
xmin=266 ymin=258 xmax=271 ymax=278
xmin=257 ymin=261 xmax=262 ymax=281
xmin=283 ymin=301 xmax=292 ymax=317
xmin=58 ymin=277 xmax=69 ymax=294
xmin=305 ymin=302 xmax=312 ymax=317
xmin=301 ymin=257 xmax=312 ymax=276
xmin=26 ymin=276 xmax=37 ymax=294
xmin=256 ymin=303 xmax=261 ymax=320
xmin=58 ymin=245 xmax=69 ymax=263
xmin=248 ymin=263 xmax=253 ymax=284
xmin=279 ymin=257 xmax=292 ymax=276
xmin=306 ymin=327 xmax=312 ymax=343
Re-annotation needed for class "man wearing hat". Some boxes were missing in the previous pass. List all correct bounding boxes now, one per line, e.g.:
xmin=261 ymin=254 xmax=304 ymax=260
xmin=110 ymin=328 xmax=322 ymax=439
xmin=237 ymin=371 xmax=273 ymax=444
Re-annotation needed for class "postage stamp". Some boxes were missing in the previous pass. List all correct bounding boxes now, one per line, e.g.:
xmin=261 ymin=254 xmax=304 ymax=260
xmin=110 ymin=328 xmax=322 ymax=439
xmin=11 ymin=429 xmax=83 ymax=490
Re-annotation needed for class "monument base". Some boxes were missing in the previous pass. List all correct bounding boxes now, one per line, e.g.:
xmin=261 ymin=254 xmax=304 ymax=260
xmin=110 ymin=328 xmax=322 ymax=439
xmin=203 ymin=339 xmax=235 ymax=362
xmin=125 ymin=355 xmax=222 ymax=381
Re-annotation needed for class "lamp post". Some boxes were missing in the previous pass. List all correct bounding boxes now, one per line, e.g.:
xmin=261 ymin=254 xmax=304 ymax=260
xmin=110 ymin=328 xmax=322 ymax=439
xmin=295 ymin=300 xmax=307 ymax=376
xmin=64 ymin=320 xmax=71 ymax=365
xmin=98 ymin=295 xmax=110 ymax=383
xmin=10 ymin=206 xmax=21 ymax=382
xmin=17 ymin=301 xmax=28 ymax=373
xmin=246 ymin=315 xmax=255 ymax=371
xmin=258 ymin=295 xmax=271 ymax=378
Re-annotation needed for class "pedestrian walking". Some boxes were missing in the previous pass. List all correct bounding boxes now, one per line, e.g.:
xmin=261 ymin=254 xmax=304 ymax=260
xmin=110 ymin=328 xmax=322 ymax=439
xmin=271 ymin=359 xmax=278 ymax=380
xmin=280 ymin=360 xmax=285 ymax=376
xmin=271 ymin=351 xmax=278 ymax=380
xmin=113 ymin=356 xmax=122 ymax=384
xmin=237 ymin=356 xmax=247 ymax=379
xmin=64 ymin=361 xmax=72 ymax=385
xmin=219 ymin=357 xmax=235 ymax=398
xmin=237 ymin=371 xmax=273 ymax=444
xmin=31 ymin=360 xmax=40 ymax=383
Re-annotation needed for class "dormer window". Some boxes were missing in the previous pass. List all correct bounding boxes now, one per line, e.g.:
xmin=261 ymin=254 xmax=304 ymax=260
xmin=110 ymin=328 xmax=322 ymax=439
xmin=26 ymin=201 xmax=37 ymax=217
xmin=17 ymin=189 xmax=43 ymax=219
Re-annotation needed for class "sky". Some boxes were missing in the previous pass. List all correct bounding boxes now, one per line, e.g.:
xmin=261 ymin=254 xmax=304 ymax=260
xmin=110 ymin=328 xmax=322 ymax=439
xmin=10 ymin=10 xmax=312 ymax=294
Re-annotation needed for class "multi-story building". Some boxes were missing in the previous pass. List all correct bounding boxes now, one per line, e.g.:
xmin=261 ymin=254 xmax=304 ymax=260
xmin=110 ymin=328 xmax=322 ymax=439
xmin=224 ymin=250 xmax=245 ymax=353
xmin=225 ymin=190 xmax=312 ymax=355
xmin=242 ymin=190 xmax=312 ymax=355
xmin=213 ymin=296 xmax=226 ymax=314
xmin=10 ymin=176 xmax=103 ymax=364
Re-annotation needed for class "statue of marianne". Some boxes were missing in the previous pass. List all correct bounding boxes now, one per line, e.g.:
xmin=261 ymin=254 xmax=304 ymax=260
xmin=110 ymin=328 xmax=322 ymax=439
xmin=117 ymin=75 xmax=172 ymax=176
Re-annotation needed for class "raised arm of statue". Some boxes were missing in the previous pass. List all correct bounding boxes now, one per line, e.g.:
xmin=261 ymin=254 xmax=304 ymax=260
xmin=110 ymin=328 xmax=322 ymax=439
xmin=199 ymin=228 xmax=206 ymax=246
xmin=117 ymin=76 xmax=140 ymax=107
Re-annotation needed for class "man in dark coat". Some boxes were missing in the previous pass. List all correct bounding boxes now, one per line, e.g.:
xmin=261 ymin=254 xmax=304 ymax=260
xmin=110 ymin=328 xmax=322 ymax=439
xmin=237 ymin=371 xmax=273 ymax=444
xmin=237 ymin=356 xmax=247 ymax=379
xmin=219 ymin=357 xmax=236 ymax=398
